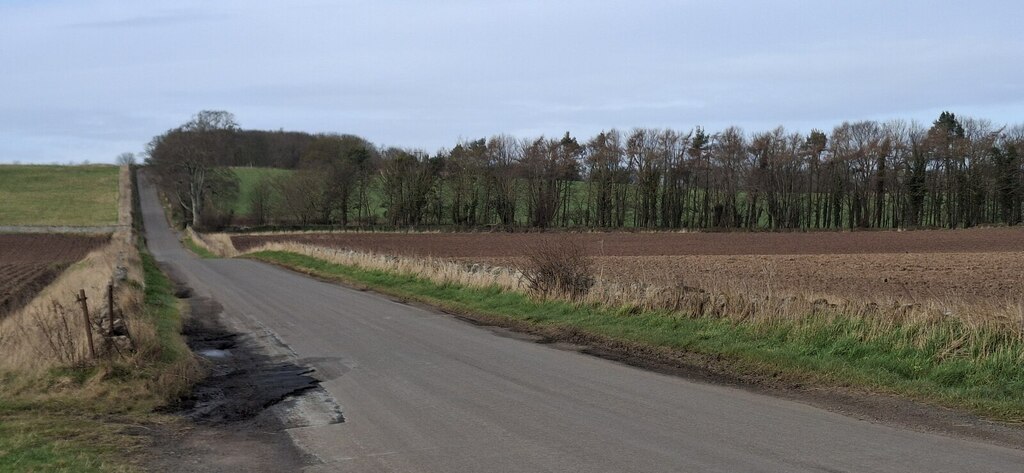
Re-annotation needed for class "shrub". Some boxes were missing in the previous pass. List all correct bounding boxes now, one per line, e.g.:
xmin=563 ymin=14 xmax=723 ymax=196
xmin=519 ymin=237 xmax=594 ymax=301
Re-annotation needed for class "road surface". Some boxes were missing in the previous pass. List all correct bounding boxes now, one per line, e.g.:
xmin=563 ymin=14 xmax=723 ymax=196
xmin=138 ymin=176 xmax=1024 ymax=472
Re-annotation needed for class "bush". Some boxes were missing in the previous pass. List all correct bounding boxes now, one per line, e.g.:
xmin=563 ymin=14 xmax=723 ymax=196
xmin=519 ymin=237 xmax=594 ymax=301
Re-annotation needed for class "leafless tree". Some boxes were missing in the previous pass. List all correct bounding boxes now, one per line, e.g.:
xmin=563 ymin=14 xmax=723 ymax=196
xmin=147 ymin=110 xmax=239 ymax=228
xmin=115 ymin=152 xmax=136 ymax=166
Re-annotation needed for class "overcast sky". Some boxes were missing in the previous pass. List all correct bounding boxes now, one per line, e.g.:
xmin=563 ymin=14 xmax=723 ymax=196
xmin=1 ymin=0 xmax=1022 ymax=164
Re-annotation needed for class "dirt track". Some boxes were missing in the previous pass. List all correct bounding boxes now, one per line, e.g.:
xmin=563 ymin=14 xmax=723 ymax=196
xmin=232 ymin=228 xmax=1024 ymax=303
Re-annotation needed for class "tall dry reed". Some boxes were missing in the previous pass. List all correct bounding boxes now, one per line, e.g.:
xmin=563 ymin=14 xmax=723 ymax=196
xmin=245 ymin=241 xmax=524 ymax=291
xmin=186 ymin=227 xmax=238 ymax=257
xmin=233 ymin=234 xmax=1024 ymax=354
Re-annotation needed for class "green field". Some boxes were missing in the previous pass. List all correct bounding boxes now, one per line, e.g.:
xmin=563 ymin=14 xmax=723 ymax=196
xmin=0 ymin=165 xmax=119 ymax=226
xmin=231 ymin=167 xmax=292 ymax=216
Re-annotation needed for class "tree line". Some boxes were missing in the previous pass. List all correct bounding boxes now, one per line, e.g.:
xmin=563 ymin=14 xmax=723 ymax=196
xmin=147 ymin=110 xmax=1023 ymax=230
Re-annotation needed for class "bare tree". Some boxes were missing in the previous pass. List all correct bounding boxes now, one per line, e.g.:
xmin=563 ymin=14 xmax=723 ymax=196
xmin=115 ymin=152 xmax=136 ymax=166
xmin=273 ymin=170 xmax=328 ymax=225
xmin=378 ymin=148 xmax=439 ymax=226
xmin=585 ymin=130 xmax=625 ymax=228
xmin=249 ymin=176 xmax=275 ymax=225
xmin=144 ymin=110 xmax=1024 ymax=231
xmin=147 ymin=110 xmax=240 ymax=228
xmin=486 ymin=135 xmax=521 ymax=227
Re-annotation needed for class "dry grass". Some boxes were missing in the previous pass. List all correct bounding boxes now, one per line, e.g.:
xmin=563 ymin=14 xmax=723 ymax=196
xmin=0 ymin=165 xmax=201 ymax=414
xmin=186 ymin=227 xmax=238 ymax=258
xmin=233 ymin=233 xmax=1024 ymax=351
xmin=0 ymin=239 xmax=141 ymax=371
xmin=0 ymin=167 xmax=203 ymax=472
xmin=0 ymin=166 xmax=153 ymax=372
xmin=244 ymin=241 xmax=524 ymax=291
xmin=582 ymin=258 xmax=1024 ymax=352
xmin=206 ymin=232 xmax=525 ymax=291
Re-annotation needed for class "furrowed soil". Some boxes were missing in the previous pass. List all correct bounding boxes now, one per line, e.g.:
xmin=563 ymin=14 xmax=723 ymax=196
xmin=232 ymin=227 xmax=1024 ymax=303
xmin=0 ymin=233 xmax=109 ymax=314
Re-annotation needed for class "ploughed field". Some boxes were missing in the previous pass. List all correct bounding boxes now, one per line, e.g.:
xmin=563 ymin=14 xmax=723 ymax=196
xmin=232 ymin=227 xmax=1024 ymax=302
xmin=0 ymin=234 xmax=108 ymax=314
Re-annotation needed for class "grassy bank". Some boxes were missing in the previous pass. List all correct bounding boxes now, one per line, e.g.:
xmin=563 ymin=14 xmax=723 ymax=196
xmin=183 ymin=235 xmax=217 ymax=259
xmin=138 ymin=250 xmax=193 ymax=370
xmin=248 ymin=249 xmax=1024 ymax=422
xmin=183 ymin=227 xmax=236 ymax=259
xmin=0 ymin=165 xmax=119 ymax=226
xmin=0 ymin=249 xmax=195 ymax=471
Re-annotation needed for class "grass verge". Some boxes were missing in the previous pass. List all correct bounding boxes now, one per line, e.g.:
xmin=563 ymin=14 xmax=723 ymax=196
xmin=138 ymin=249 xmax=193 ymax=369
xmin=0 ymin=403 xmax=131 ymax=473
xmin=0 ymin=248 xmax=195 ymax=472
xmin=248 ymin=249 xmax=1024 ymax=422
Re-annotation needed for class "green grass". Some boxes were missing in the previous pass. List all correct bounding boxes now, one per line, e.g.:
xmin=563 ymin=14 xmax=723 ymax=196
xmin=0 ymin=402 xmax=132 ymax=473
xmin=140 ymin=249 xmax=191 ymax=366
xmin=0 ymin=165 xmax=120 ymax=226
xmin=250 ymin=250 xmax=1024 ymax=422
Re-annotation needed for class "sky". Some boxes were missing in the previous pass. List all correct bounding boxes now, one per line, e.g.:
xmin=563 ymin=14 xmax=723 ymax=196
xmin=1 ymin=0 xmax=1022 ymax=164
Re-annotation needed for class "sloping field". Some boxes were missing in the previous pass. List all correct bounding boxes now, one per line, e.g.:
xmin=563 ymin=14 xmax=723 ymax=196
xmin=232 ymin=228 xmax=1024 ymax=302
xmin=0 ymin=165 xmax=119 ymax=226
xmin=0 ymin=233 xmax=109 ymax=314
xmin=231 ymin=166 xmax=292 ymax=216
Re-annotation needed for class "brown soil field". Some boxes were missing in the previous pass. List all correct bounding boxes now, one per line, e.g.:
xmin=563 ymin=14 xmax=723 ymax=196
xmin=232 ymin=227 xmax=1024 ymax=257
xmin=232 ymin=228 xmax=1024 ymax=303
xmin=0 ymin=233 xmax=109 ymax=314
xmin=585 ymin=253 xmax=1024 ymax=303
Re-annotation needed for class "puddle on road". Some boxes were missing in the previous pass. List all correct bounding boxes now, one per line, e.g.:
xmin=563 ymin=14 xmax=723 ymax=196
xmin=198 ymin=348 xmax=231 ymax=358
xmin=167 ymin=289 xmax=337 ymax=426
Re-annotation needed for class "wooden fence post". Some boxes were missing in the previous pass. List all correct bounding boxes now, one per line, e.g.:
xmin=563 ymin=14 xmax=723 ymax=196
xmin=107 ymin=284 xmax=115 ymax=336
xmin=76 ymin=289 xmax=96 ymax=360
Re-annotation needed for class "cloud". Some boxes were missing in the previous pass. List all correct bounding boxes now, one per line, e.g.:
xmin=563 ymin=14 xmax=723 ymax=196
xmin=1 ymin=0 xmax=1022 ymax=163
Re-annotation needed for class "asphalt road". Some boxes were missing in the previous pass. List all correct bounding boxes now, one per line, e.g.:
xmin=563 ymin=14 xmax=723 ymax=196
xmin=138 ymin=176 xmax=1024 ymax=472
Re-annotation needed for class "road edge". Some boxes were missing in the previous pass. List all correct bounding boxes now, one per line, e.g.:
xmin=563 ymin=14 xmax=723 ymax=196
xmin=247 ymin=252 xmax=1024 ymax=451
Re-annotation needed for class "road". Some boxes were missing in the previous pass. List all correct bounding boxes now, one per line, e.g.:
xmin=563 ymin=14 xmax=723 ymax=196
xmin=138 ymin=176 xmax=1024 ymax=472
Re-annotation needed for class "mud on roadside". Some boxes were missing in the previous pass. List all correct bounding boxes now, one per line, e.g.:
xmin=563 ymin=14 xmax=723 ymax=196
xmin=144 ymin=268 xmax=343 ymax=472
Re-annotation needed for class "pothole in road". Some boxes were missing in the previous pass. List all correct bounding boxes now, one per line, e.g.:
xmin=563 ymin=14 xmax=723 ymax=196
xmin=165 ymin=281 xmax=342 ymax=427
